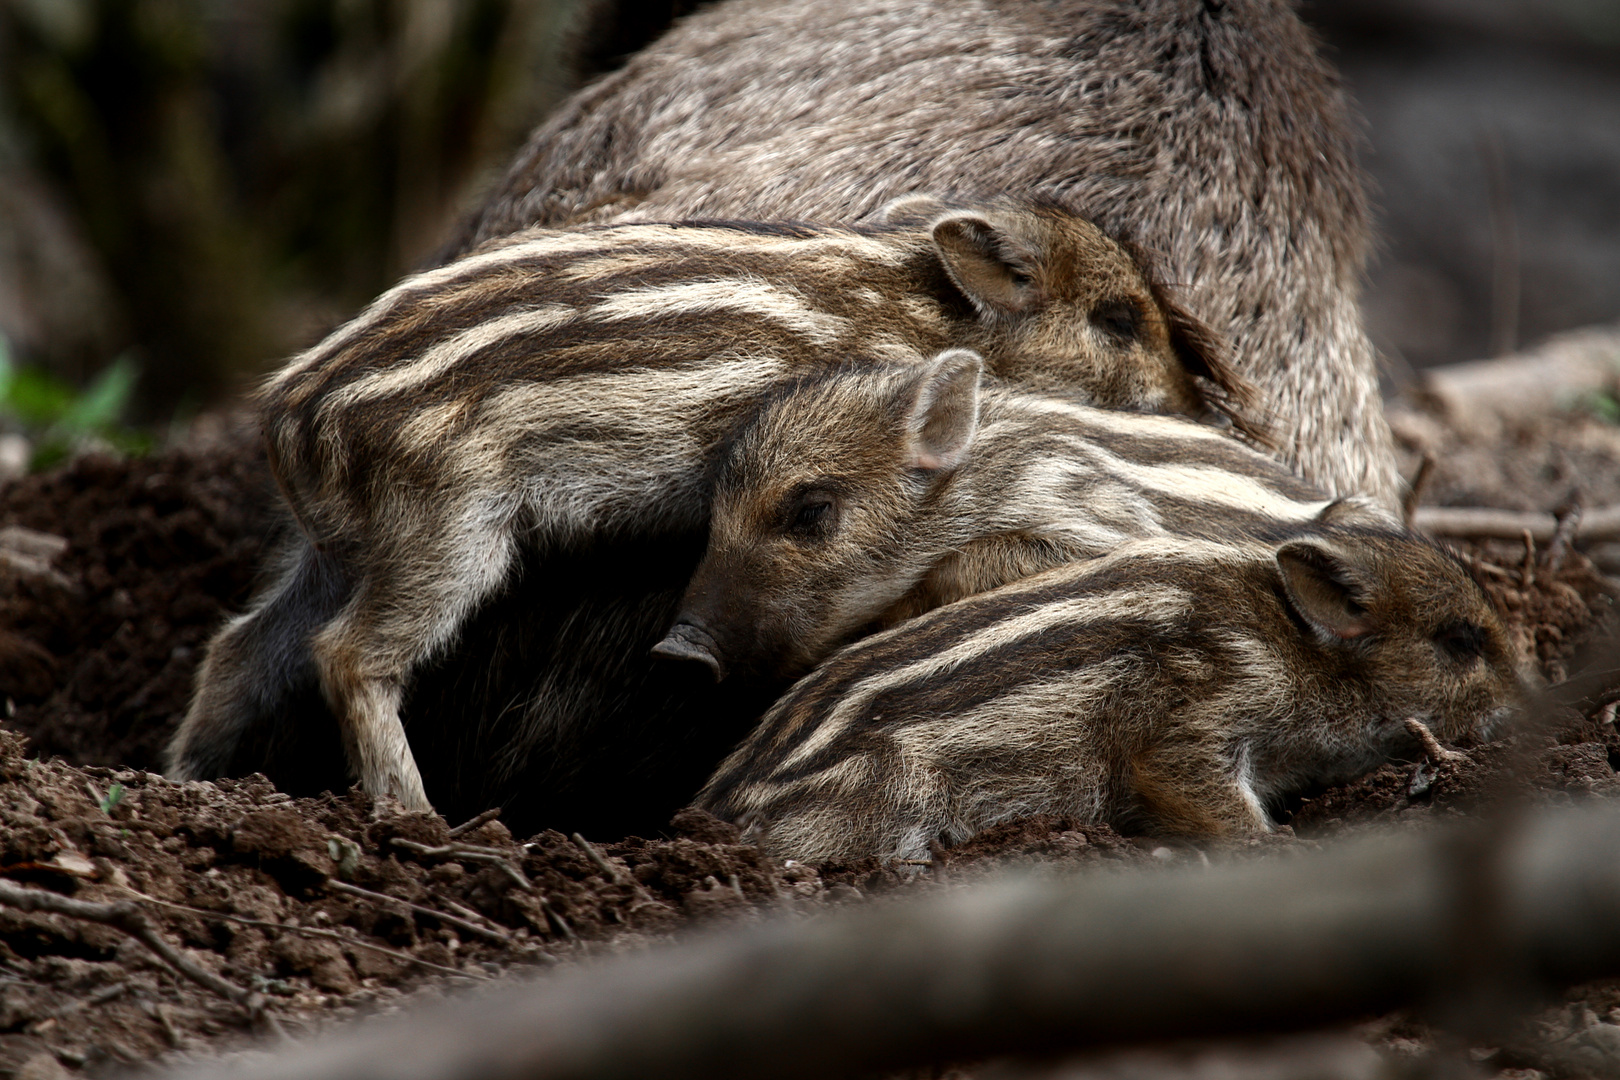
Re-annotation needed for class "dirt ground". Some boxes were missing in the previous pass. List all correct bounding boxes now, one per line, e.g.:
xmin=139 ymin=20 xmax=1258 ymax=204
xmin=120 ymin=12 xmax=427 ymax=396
xmin=0 ymin=395 xmax=1617 ymax=1080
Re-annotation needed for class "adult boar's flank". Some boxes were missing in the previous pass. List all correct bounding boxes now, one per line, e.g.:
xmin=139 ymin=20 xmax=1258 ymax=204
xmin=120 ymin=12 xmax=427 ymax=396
xmin=450 ymin=0 xmax=1397 ymax=506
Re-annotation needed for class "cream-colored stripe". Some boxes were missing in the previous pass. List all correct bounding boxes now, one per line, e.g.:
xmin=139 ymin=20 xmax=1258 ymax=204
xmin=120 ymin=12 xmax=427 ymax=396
xmin=1003 ymin=394 xmax=1237 ymax=446
xmin=264 ymin=231 xmax=610 ymax=389
xmin=316 ymin=304 xmax=576 ymax=420
xmin=778 ymin=577 xmax=1196 ymax=771
xmin=589 ymin=279 xmax=853 ymax=347
xmin=1018 ymin=420 xmax=1327 ymax=520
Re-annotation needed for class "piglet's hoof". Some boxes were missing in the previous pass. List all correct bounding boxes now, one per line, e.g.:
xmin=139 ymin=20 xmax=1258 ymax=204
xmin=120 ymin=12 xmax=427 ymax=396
xmin=652 ymin=623 xmax=727 ymax=682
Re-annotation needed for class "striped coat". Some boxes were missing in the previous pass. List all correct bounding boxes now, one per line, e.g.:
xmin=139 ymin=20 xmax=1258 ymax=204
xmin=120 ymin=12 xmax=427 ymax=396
xmin=172 ymin=201 xmax=1245 ymax=815
xmin=698 ymin=525 xmax=1522 ymax=862
xmin=659 ymin=351 xmax=1387 ymax=683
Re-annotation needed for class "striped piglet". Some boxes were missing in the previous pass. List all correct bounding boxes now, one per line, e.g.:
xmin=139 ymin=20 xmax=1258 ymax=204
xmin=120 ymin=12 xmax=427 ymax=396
xmin=698 ymin=524 xmax=1522 ymax=861
xmin=170 ymin=201 xmax=1243 ymax=812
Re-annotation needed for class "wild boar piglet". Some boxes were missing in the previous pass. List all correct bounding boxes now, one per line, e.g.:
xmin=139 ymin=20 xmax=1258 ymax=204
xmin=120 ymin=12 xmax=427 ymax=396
xmin=171 ymin=200 xmax=1243 ymax=812
xmin=697 ymin=525 xmax=1525 ymax=862
xmin=656 ymin=349 xmax=1386 ymax=683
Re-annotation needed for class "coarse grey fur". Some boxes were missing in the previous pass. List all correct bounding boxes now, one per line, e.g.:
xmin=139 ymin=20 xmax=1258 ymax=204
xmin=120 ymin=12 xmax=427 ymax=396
xmin=698 ymin=523 xmax=1524 ymax=863
xmin=450 ymin=0 xmax=1399 ymax=507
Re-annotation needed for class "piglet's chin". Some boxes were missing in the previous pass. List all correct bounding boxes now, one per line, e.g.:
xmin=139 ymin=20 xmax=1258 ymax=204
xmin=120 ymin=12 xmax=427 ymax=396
xmin=651 ymin=622 xmax=728 ymax=682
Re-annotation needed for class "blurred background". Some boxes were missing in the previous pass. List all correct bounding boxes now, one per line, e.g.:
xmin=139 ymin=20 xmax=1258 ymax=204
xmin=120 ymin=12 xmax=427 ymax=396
xmin=0 ymin=0 xmax=1615 ymax=437
xmin=1312 ymin=0 xmax=1620 ymax=380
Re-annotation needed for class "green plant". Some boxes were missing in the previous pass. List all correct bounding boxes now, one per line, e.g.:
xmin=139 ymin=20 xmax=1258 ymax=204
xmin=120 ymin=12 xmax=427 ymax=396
xmin=1576 ymin=389 xmax=1620 ymax=426
xmin=99 ymin=781 xmax=125 ymax=814
xmin=0 ymin=333 xmax=152 ymax=469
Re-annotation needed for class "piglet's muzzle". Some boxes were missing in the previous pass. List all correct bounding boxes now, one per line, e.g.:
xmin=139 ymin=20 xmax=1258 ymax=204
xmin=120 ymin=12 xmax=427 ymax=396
xmin=651 ymin=622 xmax=728 ymax=682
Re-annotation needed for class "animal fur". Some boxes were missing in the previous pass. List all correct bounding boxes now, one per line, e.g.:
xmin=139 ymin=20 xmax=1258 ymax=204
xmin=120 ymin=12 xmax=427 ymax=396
xmin=659 ymin=350 xmax=1387 ymax=683
xmin=449 ymin=0 xmax=1398 ymax=507
xmin=698 ymin=525 xmax=1523 ymax=862
xmin=170 ymin=204 xmax=1234 ymax=815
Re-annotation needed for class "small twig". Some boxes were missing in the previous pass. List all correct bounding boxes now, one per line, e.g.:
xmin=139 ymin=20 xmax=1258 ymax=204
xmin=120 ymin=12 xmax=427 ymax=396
xmin=389 ymin=838 xmax=535 ymax=890
xmin=145 ymin=1000 xmax=184 ymax=1049
xmin=405 ymin=841 xmax=512 ymax=858
xmin=54 ymin=978 xmax=130 ymax=1018
xmin=390 ymin=838 xmax=579 ymax=941
xmin=114 ymin=886 xmax=483 ymax=980
xmin=571 ymin=833 xmax=664 ymax=912
xmin=1413 ymin=503 xmax=1620 ymax=542
xmin=325 ymin=880 xmax=512 ymax=945
xmin=1548 ymin=504 xmax=1584 ymax=576
xmin=1405 ymin=718 xmax=1467 ymax=763
xmin=538 ymin=897 xmax=578 ymax=943
xmin=570 ymin=833 xmax=625 ymax=884
xmin=1521 ymin=530 xmax=1537 ymax=591
xmin=448 ymin=808 xmax=503 ymax=839
xmin=1402 ymin=452 xmax=1436 ymax=531
xmin=441 ymin=897 xmax=508 ymax=934
xmin=0 ymin=879 xmax=269 ymax=1024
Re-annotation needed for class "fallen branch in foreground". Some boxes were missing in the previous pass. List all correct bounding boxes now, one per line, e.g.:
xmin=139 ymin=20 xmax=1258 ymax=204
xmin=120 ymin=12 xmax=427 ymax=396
xmin=1413 ymin=503 xmax=1620 ymax=542
xmin=161 ymin=800 xmax=1620 ymax=1080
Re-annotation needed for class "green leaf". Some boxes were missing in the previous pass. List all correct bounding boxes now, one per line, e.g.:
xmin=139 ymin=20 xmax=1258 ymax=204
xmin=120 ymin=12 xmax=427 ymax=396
xmin=99 ymin=781 xmax=125 ymax=814
xmin=60 ymin=354 xmax=138 ymax=433
xmin=5 ymin=368 xmax=75 ymax=425
xmin=1576 ymin=390 xmax=1620 ymax=425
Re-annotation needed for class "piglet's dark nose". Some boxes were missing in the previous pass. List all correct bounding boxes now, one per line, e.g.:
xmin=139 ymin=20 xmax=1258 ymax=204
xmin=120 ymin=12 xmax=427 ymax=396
xmin=651 ymin=622 xmax=728 ymax=682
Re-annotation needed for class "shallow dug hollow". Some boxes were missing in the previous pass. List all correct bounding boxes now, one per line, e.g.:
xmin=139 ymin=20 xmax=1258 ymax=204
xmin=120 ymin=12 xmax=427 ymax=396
xmin=0 ymin=400 xmax=1617 ymax=1077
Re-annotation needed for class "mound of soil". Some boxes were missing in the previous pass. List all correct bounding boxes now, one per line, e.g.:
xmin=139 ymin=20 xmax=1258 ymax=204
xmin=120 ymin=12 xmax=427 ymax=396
xmin=0 ymin=724 xmax=1163 ymax=1075
xmin=0 ymin=416 xmax=277 ymax=772
xmin=0 ymin=398 xmax=1617 ymax=1078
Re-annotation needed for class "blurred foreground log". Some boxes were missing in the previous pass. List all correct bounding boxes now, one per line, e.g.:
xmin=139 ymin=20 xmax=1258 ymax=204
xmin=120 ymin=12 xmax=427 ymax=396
xmin=168 ymin=800 xmax=1620 ymax=1080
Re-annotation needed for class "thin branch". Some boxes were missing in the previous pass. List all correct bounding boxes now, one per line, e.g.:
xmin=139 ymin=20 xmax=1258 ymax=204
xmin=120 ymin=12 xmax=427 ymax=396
xmin=1402 ymin=452 xmax=1436 ymax=531
xmin=448 ymin=808 xmax=503 ymax=838
xmin=390 ymin=838 xmax=536 ymax=889
xmin=115 ymin=886 xmax=487 ymax=979
xmin=0 ymin=879 xmax=269 ymax=1025
xmin=1547 ymin=504 xmax=1583 ymax=575
xmin=389 ymin=837 xmax=576 ymax=941
xmin=325 ymin=879 xmax=512 ymax=945
xmin=1413 ymin=503 xmax=1620 ymax=543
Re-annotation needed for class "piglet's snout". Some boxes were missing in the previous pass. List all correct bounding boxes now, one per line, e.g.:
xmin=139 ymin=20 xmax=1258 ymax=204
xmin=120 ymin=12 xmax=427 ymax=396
xmin=652 ymin=621 xmax=728 ymax=682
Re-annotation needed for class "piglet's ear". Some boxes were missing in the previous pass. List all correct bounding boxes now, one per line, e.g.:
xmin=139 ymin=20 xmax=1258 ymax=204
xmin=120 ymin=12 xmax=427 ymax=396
xmin=1276 ymin=539 xmax=1376 ymax=641
xmin=903 ymin=348 xmax=982 ymax=473
xmin=932 ymin=213 xmax=1041 ymax=319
